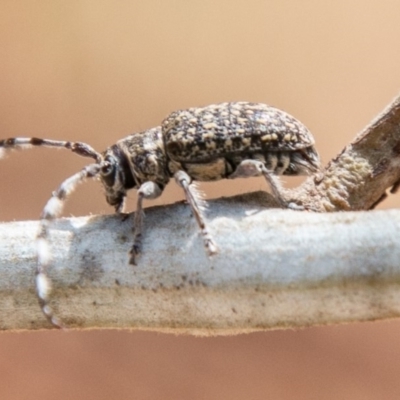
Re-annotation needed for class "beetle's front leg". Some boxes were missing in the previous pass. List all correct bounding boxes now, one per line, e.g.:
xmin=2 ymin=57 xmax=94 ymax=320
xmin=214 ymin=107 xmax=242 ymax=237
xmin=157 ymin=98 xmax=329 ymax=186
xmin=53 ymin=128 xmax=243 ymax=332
xmin=174 ymin=170 xmax=218 ymax=256
xmin=229 ymin=159 xmax=295 ymax=209
xmin=130 ymin=181 xmax=163 ymax=265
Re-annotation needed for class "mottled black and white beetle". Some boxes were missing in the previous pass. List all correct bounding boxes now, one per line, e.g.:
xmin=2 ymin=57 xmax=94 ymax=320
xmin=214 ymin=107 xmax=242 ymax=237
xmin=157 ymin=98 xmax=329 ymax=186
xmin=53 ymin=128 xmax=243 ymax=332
xmin=0 ymin=102 xmax=320 ymax=327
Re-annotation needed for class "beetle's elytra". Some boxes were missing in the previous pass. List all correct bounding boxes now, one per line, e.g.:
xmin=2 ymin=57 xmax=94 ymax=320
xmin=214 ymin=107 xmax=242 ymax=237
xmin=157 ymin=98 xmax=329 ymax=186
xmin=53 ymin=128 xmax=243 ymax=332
xmin=1 ymin=101 xmax=320 ymax=327
xmin=163 ymin=102 xmax=318 ymax=177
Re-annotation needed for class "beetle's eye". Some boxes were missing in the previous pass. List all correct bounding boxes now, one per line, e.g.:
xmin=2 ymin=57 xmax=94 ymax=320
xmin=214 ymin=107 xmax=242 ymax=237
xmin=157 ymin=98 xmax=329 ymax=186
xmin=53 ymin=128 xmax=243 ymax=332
xmin=101 ymin=161 xmax=114 ymax=176
xmin=100 ymin=160 xmax=116 ymax=187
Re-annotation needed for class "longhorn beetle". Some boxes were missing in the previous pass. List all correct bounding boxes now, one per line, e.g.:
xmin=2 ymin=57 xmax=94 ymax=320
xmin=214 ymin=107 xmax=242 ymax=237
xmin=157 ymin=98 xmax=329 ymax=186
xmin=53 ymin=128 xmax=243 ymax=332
xmin=0 ymin=102 xmax=320 ymax=327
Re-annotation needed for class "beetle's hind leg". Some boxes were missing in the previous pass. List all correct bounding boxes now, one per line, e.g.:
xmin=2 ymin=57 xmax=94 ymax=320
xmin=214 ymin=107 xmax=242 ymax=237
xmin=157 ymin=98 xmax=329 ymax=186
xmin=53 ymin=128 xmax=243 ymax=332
xmin=228 ymin=159 xmax=294 ymax=209
xmin=174 ymin=170 xmax=218 ymax=256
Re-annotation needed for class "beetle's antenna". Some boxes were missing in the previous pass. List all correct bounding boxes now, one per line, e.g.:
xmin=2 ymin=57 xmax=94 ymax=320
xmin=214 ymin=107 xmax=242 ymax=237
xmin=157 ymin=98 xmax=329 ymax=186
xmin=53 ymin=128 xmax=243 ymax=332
xmin=0 ymin=137 xmax=102 ymax=163
xmin=36 ymin=163 xmax=102 ymax=328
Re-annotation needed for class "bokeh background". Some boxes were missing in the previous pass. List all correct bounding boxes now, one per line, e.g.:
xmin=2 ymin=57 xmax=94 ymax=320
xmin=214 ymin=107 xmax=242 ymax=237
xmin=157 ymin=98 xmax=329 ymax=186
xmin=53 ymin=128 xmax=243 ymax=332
xmin=1 ymin=1 xmax=400 ymax=399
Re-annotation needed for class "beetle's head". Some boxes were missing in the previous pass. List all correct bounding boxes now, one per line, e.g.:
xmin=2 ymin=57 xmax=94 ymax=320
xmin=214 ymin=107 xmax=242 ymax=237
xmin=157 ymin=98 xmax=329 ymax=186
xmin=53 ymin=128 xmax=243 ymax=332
xmin=100 ymin=145 xmax=136 ymax=211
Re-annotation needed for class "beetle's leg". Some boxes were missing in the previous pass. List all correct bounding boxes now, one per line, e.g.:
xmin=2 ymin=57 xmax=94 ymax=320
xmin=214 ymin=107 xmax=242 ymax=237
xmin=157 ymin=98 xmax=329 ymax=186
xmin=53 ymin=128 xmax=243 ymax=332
xmin=174 ymin=170 xmax=218 ymax=256
xmin=229 ymin=159 xmax=291 ymax=208
xmin=129 ymin=181 xmax=163 ymax=265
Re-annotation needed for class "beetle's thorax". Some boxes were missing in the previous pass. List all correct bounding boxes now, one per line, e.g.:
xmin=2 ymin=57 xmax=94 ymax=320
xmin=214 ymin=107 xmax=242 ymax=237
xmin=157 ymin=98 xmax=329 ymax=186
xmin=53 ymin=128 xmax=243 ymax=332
xmin=100 ymin=127 xmax=170 ymax=207
xmin=120 ymin=126 xmax=169 ymax=186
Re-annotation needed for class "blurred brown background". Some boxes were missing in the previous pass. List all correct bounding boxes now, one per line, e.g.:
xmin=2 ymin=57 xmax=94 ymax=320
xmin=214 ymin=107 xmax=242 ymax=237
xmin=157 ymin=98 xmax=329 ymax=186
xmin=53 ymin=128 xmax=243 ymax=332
xmin=1 ymin=1 xmax=400 ymax=399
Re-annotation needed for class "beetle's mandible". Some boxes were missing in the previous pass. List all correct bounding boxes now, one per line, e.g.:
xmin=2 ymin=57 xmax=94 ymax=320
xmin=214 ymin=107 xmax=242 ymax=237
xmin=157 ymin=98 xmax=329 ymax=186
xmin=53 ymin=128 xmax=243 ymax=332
xmin=1 ymin=101 xmax=320 ymax=327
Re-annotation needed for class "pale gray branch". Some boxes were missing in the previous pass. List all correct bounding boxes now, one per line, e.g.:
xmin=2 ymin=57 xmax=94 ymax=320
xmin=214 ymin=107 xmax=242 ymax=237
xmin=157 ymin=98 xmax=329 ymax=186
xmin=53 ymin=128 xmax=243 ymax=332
xmin=1 ymin=192 xmax=400 ymax=334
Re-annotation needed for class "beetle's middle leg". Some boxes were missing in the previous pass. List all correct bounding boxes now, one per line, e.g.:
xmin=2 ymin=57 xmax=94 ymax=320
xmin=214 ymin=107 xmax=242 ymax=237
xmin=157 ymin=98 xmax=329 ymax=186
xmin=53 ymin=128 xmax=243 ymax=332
xmin=174 ymin=170 xmax=218 ymax=256
xmin=130 ymin=181 xmax=163 ymax=265
xmin=229 ymin=159 xmax=290 ymax=208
